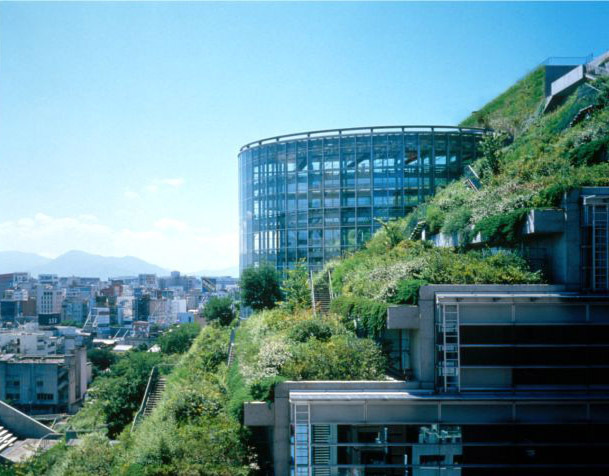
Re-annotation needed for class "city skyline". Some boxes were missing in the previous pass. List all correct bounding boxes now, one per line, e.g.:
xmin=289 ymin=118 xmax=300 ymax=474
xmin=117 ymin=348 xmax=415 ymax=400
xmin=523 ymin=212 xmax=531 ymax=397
xmin=1 ymin=2 xmax=608 ymax=271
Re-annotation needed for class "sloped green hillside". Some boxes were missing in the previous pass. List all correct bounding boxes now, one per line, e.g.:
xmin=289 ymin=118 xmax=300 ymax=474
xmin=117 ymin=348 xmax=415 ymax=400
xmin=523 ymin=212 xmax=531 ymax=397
xmin=325 ymin=71 xmax=609 ymax=325
xmin=460 ymin=67 xmax=545 ymax=135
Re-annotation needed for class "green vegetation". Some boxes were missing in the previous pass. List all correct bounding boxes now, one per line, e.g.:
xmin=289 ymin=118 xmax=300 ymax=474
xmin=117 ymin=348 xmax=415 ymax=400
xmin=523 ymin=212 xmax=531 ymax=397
xmin=406 ymin=75 xmax=609 ymax=247
xmin=228 ymin=307 xmax=386 ymax=417
xmin=460 ymin=67 xmax=545 ymax=134
xmin=240 ymin=264 xmax=283 ymax=311
xmin=15 ymin=63 xmax=609 ymax=476
xmin=202 ymin=296 xmax=235 ymax=326
xmin=281 ymin=259 xmax=311 ymax=312
xmin=87 ymin=348 xmax=117 ymax=377
xmin=69 ymin=351 xmax=166 ymax=437
xmin=157 ymin=322 xmax=202 ymax=353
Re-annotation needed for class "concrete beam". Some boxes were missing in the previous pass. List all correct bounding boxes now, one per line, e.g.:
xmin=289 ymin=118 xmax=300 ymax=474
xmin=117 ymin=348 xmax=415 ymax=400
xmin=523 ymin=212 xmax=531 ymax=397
xmin=523 ymin=209 xmax=565 ymax=235
xmin=243 ymin=402 xmax=274 ymax=426
xmin=387 ymin=305 xmax=420 ymax=329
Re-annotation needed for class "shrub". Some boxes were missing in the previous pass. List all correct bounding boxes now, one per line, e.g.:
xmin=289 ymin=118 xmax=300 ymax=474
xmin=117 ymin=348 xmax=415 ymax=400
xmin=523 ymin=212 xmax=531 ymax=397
xmin=158 ymin=322 xmax=201 ymax=354
xmin=441 ymin=207 xmax=472 ymax=235
xmin=203 ymin=296 xmax=235 ymax=326
xmin=240 ymin=264 xmax=283 ymax=311
xmin=281 ymin=259 xmax=311 ymax=311
xmin=424 ymin=204 xmax=446 ymax=235
xmin=287 ymin=318 xmax=334 ymax=343
xmin=52 ymin=433 xmax=117 ymax=476
xmin=330 ymin=296 xmax=388 ymax=338
xmin=391 ymin=279 xmax=428 ymax=305
xmin=282 ymin=334 xmax=386 ymax=381
xmin=473 ymin=208 xmax=530 ymax=245
xmin=87 ymin=348 xmax=117 ymax=377
xmin=165 ymin=385 xmax=222 ymax=423
xmin=250 ymin=375 xmax=287 ymax=402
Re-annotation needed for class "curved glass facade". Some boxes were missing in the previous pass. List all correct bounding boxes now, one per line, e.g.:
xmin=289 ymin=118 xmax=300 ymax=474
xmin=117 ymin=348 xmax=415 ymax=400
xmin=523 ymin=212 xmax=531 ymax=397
xmin=239 ymin=126 xmax=486 ymax=272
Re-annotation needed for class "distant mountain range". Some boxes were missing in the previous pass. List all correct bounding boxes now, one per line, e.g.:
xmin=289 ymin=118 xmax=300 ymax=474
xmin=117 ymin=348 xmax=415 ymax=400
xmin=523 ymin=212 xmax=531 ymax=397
xmin=0 ymin=250 xmax=238 ymax=279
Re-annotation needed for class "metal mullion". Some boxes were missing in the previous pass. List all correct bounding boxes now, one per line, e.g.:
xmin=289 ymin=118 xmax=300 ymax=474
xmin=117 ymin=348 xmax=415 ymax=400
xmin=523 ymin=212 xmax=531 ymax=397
xmin=283 ymin=142 xmax=288 ymax=270
xmin=417 ymin=133 xmax=422 ymax=203
xmin=369 ymin=128 xmax=374 ymax=232
xmin=353 ymin=136 xmax=359 ymax=247
xmin=339 ymin=131 xmax=343 ymax=256
xmin=306 ymin=136 xmax=310 ymax=270
xmin=321 ymin=137 xmax=325 ymax=267
xmin=400 ymin=128 xmax=405 ymax=215
xmin=430 ymin=127 xmax=435 ymax=195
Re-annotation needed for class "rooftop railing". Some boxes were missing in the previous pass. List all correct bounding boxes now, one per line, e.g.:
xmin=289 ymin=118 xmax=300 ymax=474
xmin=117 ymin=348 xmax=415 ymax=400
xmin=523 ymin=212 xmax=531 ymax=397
xmin=239 ymin=125 xmax=491 ymax=152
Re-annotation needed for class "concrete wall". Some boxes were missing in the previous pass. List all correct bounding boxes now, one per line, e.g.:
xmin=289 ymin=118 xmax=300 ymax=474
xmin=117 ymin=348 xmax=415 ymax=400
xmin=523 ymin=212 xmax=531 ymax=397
xmin=544 ymin=65 xmax=578 ymax=96
xmin=0 ymin=400 xmax=58 ymax=439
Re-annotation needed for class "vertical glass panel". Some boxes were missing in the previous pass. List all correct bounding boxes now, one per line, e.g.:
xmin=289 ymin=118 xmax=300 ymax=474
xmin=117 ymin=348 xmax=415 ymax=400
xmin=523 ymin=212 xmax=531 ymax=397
xmin=297 ymin=140 xmax=308 ymax=171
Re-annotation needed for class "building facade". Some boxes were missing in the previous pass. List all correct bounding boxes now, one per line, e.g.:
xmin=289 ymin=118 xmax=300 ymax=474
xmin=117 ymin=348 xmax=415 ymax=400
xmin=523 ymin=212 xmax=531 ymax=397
xmin=239 ymin=126 xmax=486 ymax=273
xmin=244 ymin=188 xmax=609 ymax=474
xmin=0 ymin=347 xmax=88 ymax=414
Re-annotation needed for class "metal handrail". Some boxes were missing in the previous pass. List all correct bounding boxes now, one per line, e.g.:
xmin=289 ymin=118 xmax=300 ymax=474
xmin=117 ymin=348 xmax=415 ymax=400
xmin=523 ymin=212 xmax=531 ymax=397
xmin=227 ymin=328 xmax=236 ymax=366
xmin=130 ymin=363 xmax=175 ymax=432
xmin=131 ymin=366 xmax=158 ymax=432
xmin=240 ymin=125 xmax=491 ymax=151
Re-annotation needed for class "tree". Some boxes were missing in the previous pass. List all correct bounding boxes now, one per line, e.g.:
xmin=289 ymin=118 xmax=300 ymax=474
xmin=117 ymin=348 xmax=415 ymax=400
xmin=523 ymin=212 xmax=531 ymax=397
xmin=157 ymin=323 xmax=201 ymax=354
xmin=87 ymin=348 xmax=117 ymax=378
xmin=95 ymin=351 xmax=164 ymax=437
xmin=240 ymin=264 xmax=283 ymax=311
xmin=281 ymin=260 xmax=311 ymax=311
xmin=202 ymin=296 xmax=235 ymax=326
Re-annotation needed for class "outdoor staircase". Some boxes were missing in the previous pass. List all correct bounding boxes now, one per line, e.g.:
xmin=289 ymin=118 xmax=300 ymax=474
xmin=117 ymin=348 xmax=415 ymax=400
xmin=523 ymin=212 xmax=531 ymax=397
xmin=227 ymin=328 xmax=236 ymax=366
xmin=313 ymin=283 xmax=332 ymax=315
xmin=143 ymin=377 xmax=166 ymax=417
xmin=0 ymin=426 xmax=18 ymax=453
xmin=409 ymin=220 xmax=426 ymax=240
xmin=310 ymin=272 xmax=333 ymax=315
xmin=463 ymin=164 xmax=481 ymax=192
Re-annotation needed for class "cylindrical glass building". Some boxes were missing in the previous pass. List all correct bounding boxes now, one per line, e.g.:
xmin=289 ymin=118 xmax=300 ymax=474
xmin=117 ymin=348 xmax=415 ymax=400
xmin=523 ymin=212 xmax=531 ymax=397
xmin=239 ymin=126 xmax=487 ymax=273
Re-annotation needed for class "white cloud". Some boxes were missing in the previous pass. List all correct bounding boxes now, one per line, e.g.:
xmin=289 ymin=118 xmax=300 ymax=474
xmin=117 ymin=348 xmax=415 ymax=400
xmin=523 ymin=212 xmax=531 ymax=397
xmin=125 ymin=178 xmax=185 ymax=197
xmin=159 ymin=178 xmax=185 ymax=187
xmin=124 ymin=189 xmax=140 ymax=200
xmin=154 ymin=218 xmax=188 ymax=232
xmin=0 ymin=213 xmax=237 ymax=271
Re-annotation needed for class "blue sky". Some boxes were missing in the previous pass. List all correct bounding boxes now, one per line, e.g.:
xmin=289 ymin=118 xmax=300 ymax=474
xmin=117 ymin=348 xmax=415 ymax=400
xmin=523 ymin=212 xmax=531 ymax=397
xmin=0 ymin=1 xmax=607 ymax=272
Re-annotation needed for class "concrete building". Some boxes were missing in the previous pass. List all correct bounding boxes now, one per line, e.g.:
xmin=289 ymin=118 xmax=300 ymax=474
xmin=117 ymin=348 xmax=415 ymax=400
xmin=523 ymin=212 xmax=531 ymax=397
xmin=61 ymin=298 xmax=88 ymax=325
xmin=244 ymin=188 xmax=609 ymax=474
xmin=0 ymin=273 xmax=30 ymax=296
xmin=0 ymin=346 xmax=88 ymax=414
xmin=36 ymin=286 xmax=64 ymax=315
xmin=0 ymin=330 xmax=57 ymax=356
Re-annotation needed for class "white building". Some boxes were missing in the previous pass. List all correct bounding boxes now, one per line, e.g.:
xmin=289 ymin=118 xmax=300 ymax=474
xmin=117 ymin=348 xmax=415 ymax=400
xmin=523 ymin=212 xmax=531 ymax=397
xmin=36 ymin=286 xmax=65 ymax=315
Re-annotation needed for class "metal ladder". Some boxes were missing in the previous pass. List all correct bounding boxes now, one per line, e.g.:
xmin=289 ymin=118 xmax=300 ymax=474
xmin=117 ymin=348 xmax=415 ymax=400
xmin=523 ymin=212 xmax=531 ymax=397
xmin=439 ymin=304 xmax=460 ymax=392
xmin=592 ymin=204 xmax=609 ymax=291
xmin=293 ymin=403 xmax=311 ymax=476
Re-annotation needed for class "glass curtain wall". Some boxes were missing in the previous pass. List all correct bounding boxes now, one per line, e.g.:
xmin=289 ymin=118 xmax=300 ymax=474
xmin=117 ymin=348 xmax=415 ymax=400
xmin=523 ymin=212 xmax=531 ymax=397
xmin=239 ymin=127 xmax=485 ymax=273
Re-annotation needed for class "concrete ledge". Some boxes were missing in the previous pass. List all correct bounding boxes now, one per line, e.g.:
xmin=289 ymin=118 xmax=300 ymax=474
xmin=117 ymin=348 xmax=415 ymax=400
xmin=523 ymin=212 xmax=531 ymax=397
xmin=387 ymin=305 xmax=420 ymax=329
xmin=244 ymin=401 xmax=274 ymax=426
xmin=523 ymin=209 xmax=565 ymax=235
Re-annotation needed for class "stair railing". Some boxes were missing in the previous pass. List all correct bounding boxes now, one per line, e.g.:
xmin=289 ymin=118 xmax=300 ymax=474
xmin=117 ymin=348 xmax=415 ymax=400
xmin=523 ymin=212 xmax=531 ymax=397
xmin=327 ymin=271 xmax=335 ymax=301
xmin=131 ymin=365 xmax=162 ymax=432
xmin=227 ymin=328 xmax=236 ymax=366
xmin=310 ymin=271 xmax=317 ymax=317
